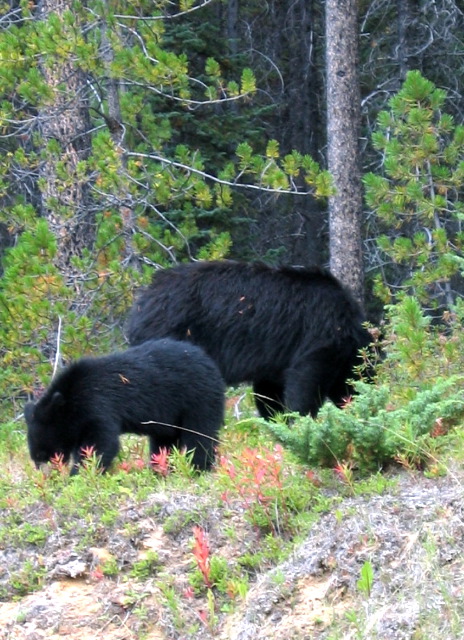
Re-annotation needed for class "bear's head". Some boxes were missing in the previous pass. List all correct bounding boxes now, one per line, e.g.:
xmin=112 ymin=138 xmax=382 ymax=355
xmin=24 ymin=391 xmax=72 ymax=467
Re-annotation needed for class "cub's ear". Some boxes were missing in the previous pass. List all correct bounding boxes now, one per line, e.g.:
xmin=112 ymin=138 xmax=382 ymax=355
xmin=39 ymin=391 xmax=66 ymax=420
xmin=50 ymin=391 xmax=65 ymax=408
xmin=24 ymin=401 xmax=36 ymax=423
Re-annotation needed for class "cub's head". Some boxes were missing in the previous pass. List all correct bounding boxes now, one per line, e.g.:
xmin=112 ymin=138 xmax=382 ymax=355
xmin=24 ymin=391 xmax=71 ymax=467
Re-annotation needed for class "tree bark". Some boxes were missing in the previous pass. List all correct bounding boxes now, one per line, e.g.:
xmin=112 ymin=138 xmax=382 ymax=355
xmin=326 ymin=0 xmax=364 ymax=305
xmin=36 ymin=0 xmax=92 ymax=273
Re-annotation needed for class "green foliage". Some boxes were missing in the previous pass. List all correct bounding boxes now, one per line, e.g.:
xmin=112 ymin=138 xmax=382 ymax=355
xmin=216 ymin=443 xmax=320 ymax=535
xmin=268 ymin=377 xmax=463 ymax=472
xmin=0 ymin=214 xmax=138 ymax=420
xmin=237 ymin=537 xmax=287 ymax=574
xmin=364 ymin=70 xmax=464 ymax=308
xmin=266 ymin=296 xmax=464 ymax=473
xmin=189 ymin=552 xmax=231 ymax=595
xmin=233 ymin=140 xmax=332 ymax=195
xmin=357 ymin=560 xmax=374 ymax=597
xmin=130 ymin=551 xmax=161 ymax=580
xmin=9 ymin=560 xmax=46 ymax=597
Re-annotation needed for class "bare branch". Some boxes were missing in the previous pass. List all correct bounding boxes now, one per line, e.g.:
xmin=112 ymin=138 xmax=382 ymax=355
xmin=51 ymin=316 xmax=62 ymax=380
xmin=112 ymin=0 xmax=217 ymax=22
xmin=124 ymin=150 xmax=314 ymax=196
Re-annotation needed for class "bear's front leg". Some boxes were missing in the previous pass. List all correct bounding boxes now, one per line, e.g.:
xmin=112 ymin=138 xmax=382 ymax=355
xmin=71 ymin=430 xmax=120 ymax=473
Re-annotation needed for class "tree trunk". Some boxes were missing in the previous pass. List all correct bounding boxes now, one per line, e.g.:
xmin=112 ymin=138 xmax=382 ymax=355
xmin=235 ymin=0 xmax=326 ymax=266
xmin=396 ymin=0 xmax=411 ymax=84
xmin=326 ymin=0 xmax=364 ymax=305
xmin=36 ymin=0 xmax=92 ymax=274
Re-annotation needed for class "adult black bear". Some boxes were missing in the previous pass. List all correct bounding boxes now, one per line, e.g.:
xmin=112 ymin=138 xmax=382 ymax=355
xmin=24 ymin=338 xmax=225 ymax=473
xmin=127 ymin=261 xmax=373 ymax=419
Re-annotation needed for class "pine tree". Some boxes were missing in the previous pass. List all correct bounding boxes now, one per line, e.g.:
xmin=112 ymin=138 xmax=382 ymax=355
xmin=364 ymin=71 xmax=464 ymax=310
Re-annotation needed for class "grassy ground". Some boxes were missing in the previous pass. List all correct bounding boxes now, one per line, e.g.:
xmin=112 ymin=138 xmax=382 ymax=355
xmin=1 ymin=390 xmax=463 ymax=640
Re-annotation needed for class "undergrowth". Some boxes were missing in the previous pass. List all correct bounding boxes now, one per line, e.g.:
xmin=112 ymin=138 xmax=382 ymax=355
xmin=266 ymin=296 xmax=464 ymax=474
xmin=0 ymin=424 xmax=331 ymax=612
xmin=0 ymin=295 xmax=463 ymax=638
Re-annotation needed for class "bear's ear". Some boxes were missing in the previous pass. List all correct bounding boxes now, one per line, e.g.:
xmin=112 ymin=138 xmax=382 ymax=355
xmin=50 ymin=391 xmax=65 ymax=408
xmin=40 ymin=391 xmax=65 ymax=420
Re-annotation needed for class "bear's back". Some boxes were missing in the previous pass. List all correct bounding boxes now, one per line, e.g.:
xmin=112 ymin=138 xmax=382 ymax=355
xmin=129 ymin=260 xmax=365 ymax=347
xmin=39 ymin=339 xmax=224 ymax=417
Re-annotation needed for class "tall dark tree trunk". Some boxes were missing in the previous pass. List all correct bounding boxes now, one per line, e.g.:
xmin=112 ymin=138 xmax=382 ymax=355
xmin=326 ymin=0 xmax=364 ymax=305
xmin=36 ymin=0 xmax=92 ymax=273
xmin=285 ymin=0 xmax=325 ymax=266
xmin=396 ymin=0 xmax=411 ymax=84
xmin=235 ymin=0 xmax=326 ymax=266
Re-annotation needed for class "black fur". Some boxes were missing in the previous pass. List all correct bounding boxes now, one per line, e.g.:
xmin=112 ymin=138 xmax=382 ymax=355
xmin=127 ymin=260 xmax=373 ymax=419
xmin=24 ymin=338 xmax=225 ymax=473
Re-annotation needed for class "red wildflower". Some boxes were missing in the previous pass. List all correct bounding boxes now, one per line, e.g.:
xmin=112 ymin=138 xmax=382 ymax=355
xmin=80 ymin=445 xmax=96 ymax=460
xmin=339 ymin=395 xmax=353 ymax=409
xmin=150 ymin=447 xmax=170 ymax=476
xmin=192 ymin=525 xmax=211 ymax=588
xmin=305 ymin=469 xmax=322 ymax=487
xmin=50 ymin=452 xmax=66 ymax=473
xmin=183 ymin=586 xmax=195 ymax=599
xmin=118 ymin=461 xmax=131 ymax=473
xmin=430 ymin=417 xmax=448 ymax=438
xmin=91 ymin=566 xmax=104 ymax=581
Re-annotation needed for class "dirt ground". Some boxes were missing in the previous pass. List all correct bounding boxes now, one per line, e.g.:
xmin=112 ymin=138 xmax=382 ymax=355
xmin=225 ymin=469 xmax=464 ymax=639
xmin=1 ymin=467 xmax=464 ymax=640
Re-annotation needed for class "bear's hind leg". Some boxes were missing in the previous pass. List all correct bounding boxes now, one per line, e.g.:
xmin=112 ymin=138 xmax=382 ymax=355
xmin=179 ymin=429 xmax=215 ymax=470
xmin=326 ymin=362 xmax=358 ymax=409
xmin=177 ymin=411 xmax=222 ymax=471
xmin=149 ymin=433 xmax=176 ymax=461
xmin=284 ymin=346 xmax=347 ymax=417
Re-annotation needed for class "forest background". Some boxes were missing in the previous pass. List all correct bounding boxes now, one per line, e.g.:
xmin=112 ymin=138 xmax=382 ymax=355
xmin=0 ymin=0 xmax=463 ymax=415
xmin=0 ymin=2 xmax=464 ymax=638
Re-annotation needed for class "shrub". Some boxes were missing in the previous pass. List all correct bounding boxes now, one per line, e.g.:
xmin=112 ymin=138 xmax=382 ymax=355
xmin=266 ymin=296 xmax=464 ymax=472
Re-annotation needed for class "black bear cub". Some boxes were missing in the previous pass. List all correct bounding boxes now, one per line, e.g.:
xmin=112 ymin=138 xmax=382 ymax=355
xmin=127 ymin=260 xmax=374 ymax=420
xmin=25 ymin=338 xmax=225 ymax=473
